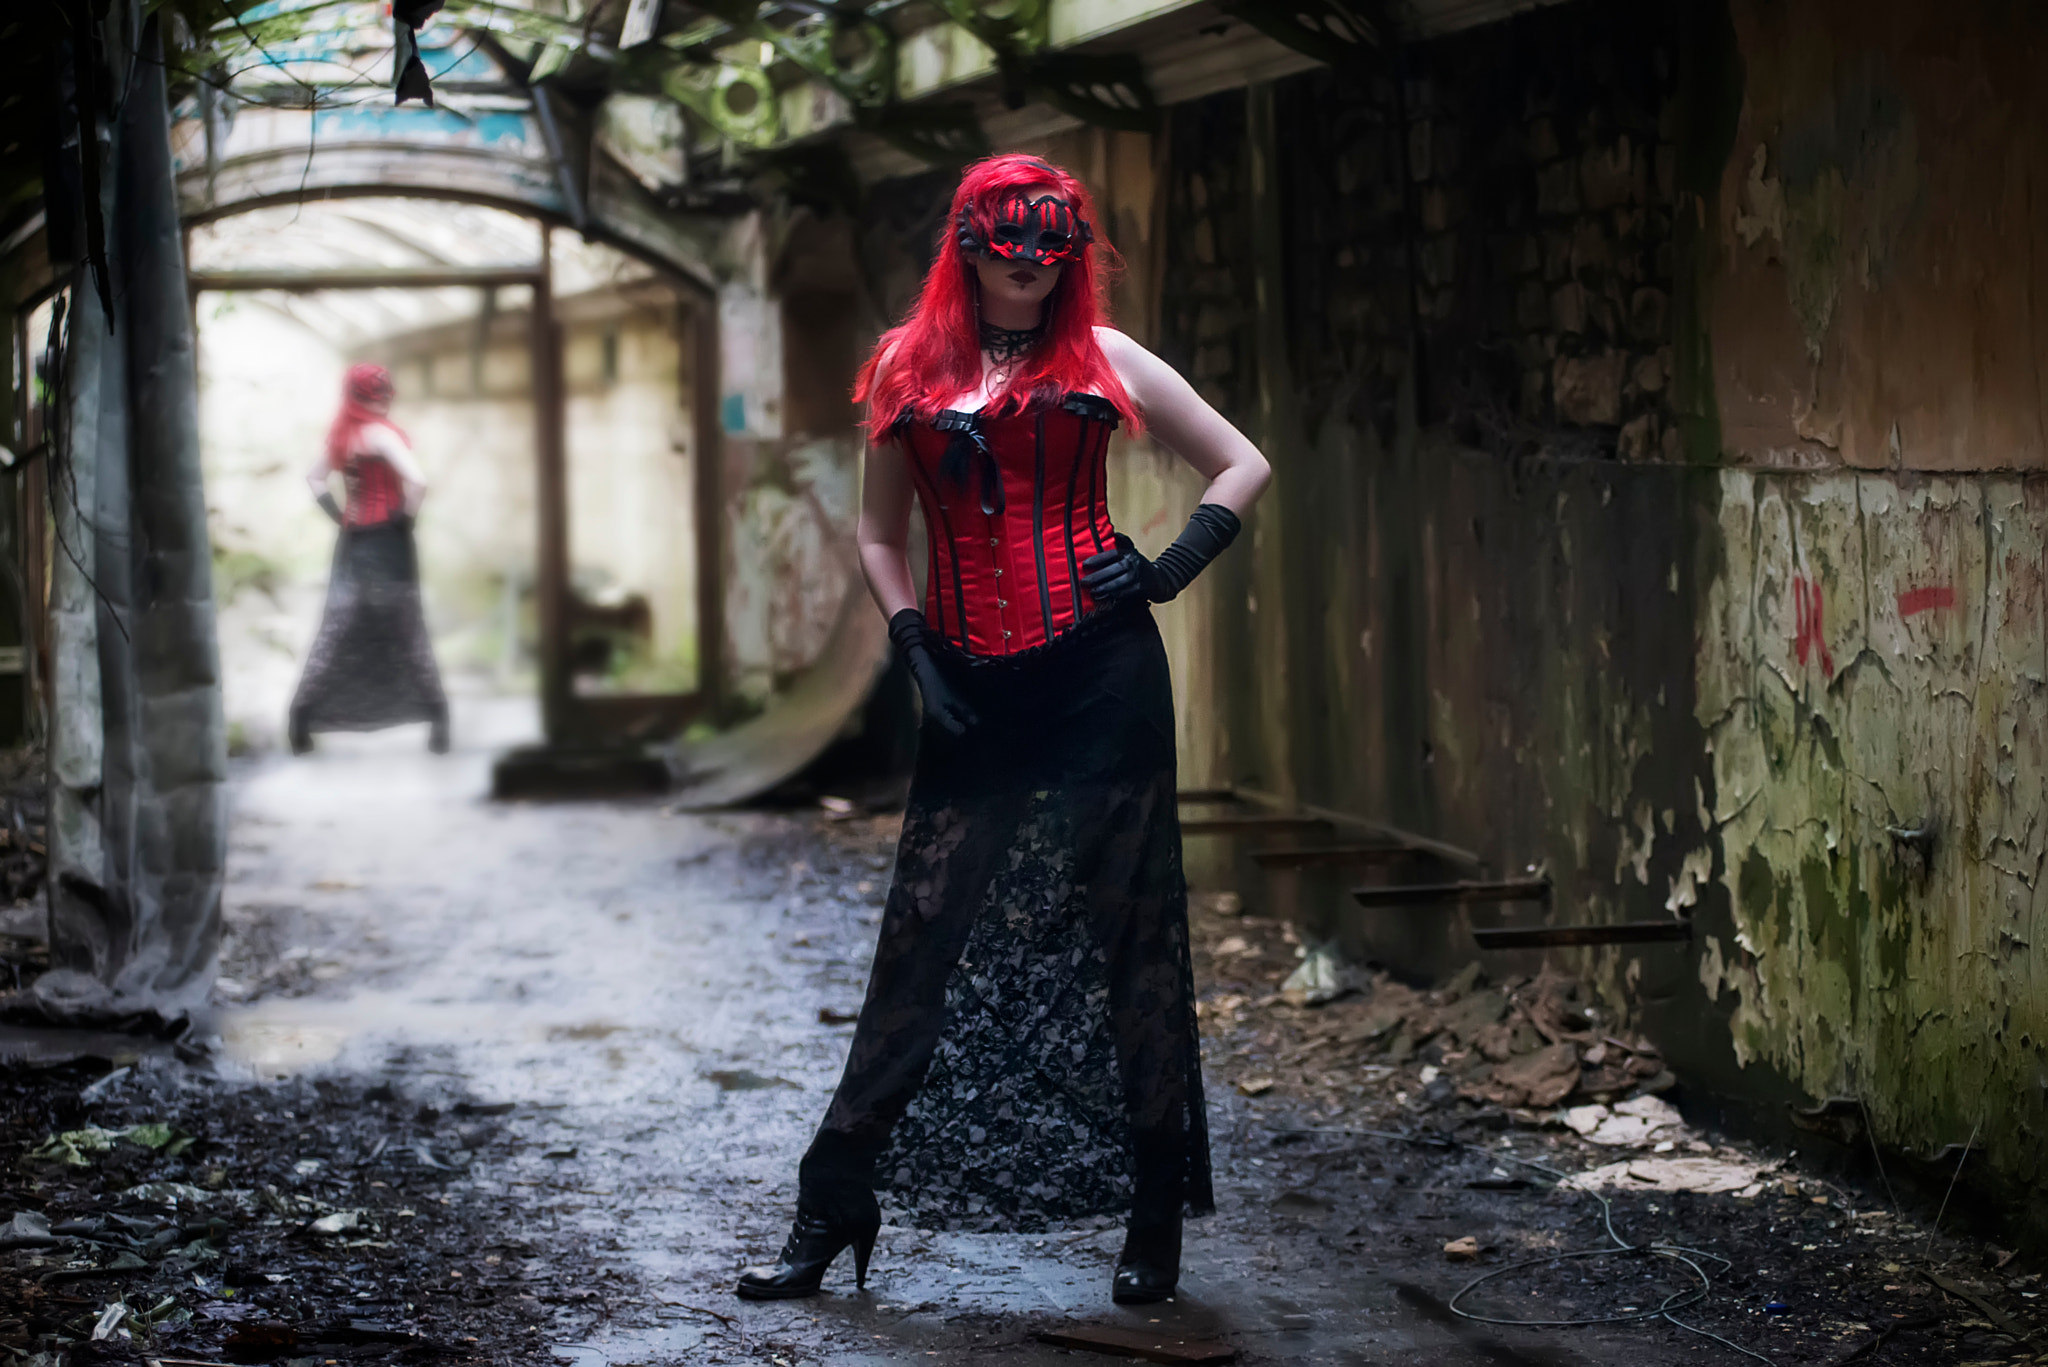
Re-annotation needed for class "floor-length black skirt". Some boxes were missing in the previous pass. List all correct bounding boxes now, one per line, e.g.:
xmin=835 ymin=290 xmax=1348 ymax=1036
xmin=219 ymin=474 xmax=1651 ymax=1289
xmin=807 ymin=604 xmax=1213 ymax=1232
xmin=289 ymin=520 xmax=448 ymax=738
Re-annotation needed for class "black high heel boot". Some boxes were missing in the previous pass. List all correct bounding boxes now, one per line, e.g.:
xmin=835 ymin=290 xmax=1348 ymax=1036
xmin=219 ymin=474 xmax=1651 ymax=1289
xmin=1112 ymin=1215 xmax=1181 ymax=1304
xmin=735 ymin=1197 xmax=880 ymax=1300
xmin=1113 ymin=1133 xmax=1184 ymax=1305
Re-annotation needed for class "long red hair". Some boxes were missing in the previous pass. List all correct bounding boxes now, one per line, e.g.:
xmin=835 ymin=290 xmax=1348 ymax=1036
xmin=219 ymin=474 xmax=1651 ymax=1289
xmin=324 ymin=363 xmax=407 ymax=468
xmin=853 ymin=154 xmax=1139 ymax=441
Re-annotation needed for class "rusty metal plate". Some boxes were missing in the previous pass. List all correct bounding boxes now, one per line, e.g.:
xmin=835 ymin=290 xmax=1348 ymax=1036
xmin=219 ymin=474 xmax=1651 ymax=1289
xmin=1034 ymin=1323 xmax=1238 ymax=1363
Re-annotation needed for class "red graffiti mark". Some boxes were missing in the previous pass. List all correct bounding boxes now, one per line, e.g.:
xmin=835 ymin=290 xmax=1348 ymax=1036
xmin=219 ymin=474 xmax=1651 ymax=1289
xmin=1140 ymin=506 xmax=1170 ymax=535
xmin=1793 ymin=574 xmax=1835 ymax=676
xmin=1897 ymin=585 xmax=1957 ymax=618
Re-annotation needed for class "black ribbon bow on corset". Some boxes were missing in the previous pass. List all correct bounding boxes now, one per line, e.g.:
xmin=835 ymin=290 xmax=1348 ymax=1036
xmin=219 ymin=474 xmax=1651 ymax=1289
xmin=933 ymin=410 xmax=1004 ymax=516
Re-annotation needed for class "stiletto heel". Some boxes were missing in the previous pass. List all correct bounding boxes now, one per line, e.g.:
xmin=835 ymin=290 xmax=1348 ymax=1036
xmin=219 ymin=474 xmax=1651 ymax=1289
xmin=853 ymin=1227 xmax=876 ymax=1288
xmin=735 ymin=1202 xmax=882 ymax=1300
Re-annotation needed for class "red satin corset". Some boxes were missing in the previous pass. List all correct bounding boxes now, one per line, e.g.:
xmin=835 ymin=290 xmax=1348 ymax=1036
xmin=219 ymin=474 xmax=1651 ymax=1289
xmin=342 ymin=455 xmax=405 ymax=528
xmin=897 ymin=393 xmax=1124 ymax=657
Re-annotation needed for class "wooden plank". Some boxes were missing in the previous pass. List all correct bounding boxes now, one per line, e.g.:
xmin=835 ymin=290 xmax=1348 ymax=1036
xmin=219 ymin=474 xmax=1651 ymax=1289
xmin=1473 ymin=921 xmax=1692 ymax=948
xmin=1350 ymin=878 xmax=1550 ymax=908
xmin=1174 ymin=787 xmax=1240 ymax=804
xmin=1252 ymin=844 xmax=1416 ymax=870
xmin=1181 ymin=815 xmax=1334 ymax=836
xmin=1035 ymin=1324 xmax=1238 ymax=1364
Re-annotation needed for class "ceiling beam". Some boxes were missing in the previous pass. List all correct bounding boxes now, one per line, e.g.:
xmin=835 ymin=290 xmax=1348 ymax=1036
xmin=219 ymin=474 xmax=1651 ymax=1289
xmin=188 ymin=267 xmax=542 ymax=292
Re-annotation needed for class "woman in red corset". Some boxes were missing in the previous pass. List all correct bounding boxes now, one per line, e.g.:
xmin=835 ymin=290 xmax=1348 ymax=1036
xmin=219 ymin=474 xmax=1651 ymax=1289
xmin=288 ymin=363 xmax=450 ymax=755
xmin=738 ymin=154 xmax=1269 ymax=1305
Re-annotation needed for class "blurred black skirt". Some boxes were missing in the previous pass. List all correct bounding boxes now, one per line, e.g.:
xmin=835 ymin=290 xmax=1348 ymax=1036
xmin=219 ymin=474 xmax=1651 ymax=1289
xmin=807 ymin=604 xmax=1213 ymax=1231
xmin=289 ymin=520 xmax=448 ymax=742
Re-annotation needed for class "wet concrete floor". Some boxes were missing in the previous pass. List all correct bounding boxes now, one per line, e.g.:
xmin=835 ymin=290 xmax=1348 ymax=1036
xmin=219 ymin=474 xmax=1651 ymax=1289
xmin=198 ymin=713 xmax=2004 ymax=1366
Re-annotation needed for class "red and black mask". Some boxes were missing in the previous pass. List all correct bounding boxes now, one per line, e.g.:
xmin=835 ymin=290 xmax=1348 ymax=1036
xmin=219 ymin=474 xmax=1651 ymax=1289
xmin=958 ymin=192 xmax=1093 ymax=267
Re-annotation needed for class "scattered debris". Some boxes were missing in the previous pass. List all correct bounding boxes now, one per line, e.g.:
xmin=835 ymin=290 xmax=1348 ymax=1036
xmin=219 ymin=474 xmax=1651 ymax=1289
xmin=306 ymin=1209 xmax=363 ymax=1236
xmin=816 ymin=1006 xmax=860 ymax=1025
xmin=1443 ymin=1236 xmax=1481 ymax=1261
xmin=704 ymin=1068 xmax=800 ymax=1091
xmin=29 ymin=1122 xmax=192 ymax=1166
xmin=1562 ymin=1155 xmax=1769 ymax=1197
xmin=1923 ymin=1266 xmax=2032 ymax=1342
xmin=0 ymin=1210 xmax=56 ymax=1248
xmin=1469 ymin=1042 xmax=1579 ymax=1109
xmin=1237 ymin=1077 xmax=1276 ymax=1098
xmin=1280 ymin=942 xmax=1360 ymax=1007
xmin=1561 ymin=1095 xmax=1685 ymax=1147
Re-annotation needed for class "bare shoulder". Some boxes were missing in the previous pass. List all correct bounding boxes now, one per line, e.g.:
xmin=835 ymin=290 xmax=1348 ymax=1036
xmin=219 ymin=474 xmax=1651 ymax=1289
xmin=362 ymin=422 xmax=410 ymax=457
xmin=1092 ymin=325 xmax=1141 ymax=361
xmin=871 ymin=334 xmax=907 ymax=383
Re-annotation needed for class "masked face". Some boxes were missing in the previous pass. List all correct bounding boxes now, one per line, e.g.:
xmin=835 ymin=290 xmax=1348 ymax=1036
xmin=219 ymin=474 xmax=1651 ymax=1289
xmin=964 ymin=191 xmax=1092 ymax=267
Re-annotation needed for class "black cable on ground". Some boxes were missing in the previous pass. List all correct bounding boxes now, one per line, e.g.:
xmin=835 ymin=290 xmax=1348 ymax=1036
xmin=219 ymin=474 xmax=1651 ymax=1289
xmin=1271 ymin=1124 xmax=1773 ymax=1364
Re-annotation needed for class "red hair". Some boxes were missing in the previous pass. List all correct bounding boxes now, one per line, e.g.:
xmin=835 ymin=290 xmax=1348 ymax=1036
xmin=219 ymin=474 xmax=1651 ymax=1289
xmin=324 ymin=363 xmax=407 ymax=468
xmin=853 ymin=154 xmax=1139 ymax=441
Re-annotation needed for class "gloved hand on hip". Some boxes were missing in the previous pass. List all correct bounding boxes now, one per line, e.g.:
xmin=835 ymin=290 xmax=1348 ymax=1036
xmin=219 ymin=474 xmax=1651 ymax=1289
xmin=888 ymin=610 xmax=979 ymax=737
xmin=1081 ymin=503 xmax=1243 ymax=605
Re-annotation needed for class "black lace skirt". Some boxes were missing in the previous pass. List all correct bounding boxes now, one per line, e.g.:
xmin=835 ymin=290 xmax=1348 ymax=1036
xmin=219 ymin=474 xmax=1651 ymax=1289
xmin=290 ymin=520 xmax=448 ymax=737
xmin=806 ymin=605 xmax=1213 ymax=1232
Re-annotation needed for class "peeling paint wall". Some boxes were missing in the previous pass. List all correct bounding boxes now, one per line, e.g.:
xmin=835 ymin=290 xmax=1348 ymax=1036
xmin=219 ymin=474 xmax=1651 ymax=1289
xmin=1697 ymin=468 xmax=2048 ymax=1188
xmin=1684 ymin=0 xmax=2048 ymax=1212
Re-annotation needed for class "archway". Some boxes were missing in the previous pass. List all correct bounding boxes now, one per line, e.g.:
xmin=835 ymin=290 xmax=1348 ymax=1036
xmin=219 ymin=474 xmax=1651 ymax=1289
xmin=184 ymin=191 xmax=723 ymax=767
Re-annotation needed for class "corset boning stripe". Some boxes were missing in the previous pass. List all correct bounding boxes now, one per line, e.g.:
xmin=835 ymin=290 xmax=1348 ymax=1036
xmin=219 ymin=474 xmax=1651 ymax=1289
xmin=1064 ymin=413 xmax=1087 ymax=618
xmin=1032 ymin=408 xmax=1054 ymax=638
xmin=907 ymin=451 xmax=970 ymax=651
xmin=1084 ymin=419 xmax=1107 ymax=558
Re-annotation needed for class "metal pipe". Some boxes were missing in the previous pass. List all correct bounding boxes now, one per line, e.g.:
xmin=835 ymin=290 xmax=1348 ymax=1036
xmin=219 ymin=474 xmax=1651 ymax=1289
xmin=1472 ymin=922 xmax=1693 ymax=949
xmin=1350 ymin=878 xmax=1551 ymax=908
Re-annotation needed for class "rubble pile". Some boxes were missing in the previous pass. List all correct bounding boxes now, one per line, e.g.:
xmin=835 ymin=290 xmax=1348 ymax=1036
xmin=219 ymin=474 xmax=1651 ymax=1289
xmin=1202 ymin=932 xmax=1674 ymax=1121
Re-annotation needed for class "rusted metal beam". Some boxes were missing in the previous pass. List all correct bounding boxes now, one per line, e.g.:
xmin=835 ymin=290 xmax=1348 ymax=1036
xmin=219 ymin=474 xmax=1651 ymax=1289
xmin=1224 ymin=782 xmax=1483 ymax=868
xmin=691 ymin=293 xmax=725 ymax=722
xmin=1181 ymin=814 xmax=1335 ymax=836
xmin=1252 ymin=844 xmax=1416 ymax=870
xmin=1350 ymin=878 xmax=1551 ymax=908
xmin=188 ymin=268 xmax=543 ymax=292
xmin=1472 ymin=921 xmax=1692 ymax=949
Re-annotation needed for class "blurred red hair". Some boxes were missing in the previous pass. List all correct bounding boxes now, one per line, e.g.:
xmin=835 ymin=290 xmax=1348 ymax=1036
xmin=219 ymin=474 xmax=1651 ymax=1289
xmin=324 ymin=362 xmax=407 ymax=468
xmin=853 ymin=154 xmax=1139 ymax=441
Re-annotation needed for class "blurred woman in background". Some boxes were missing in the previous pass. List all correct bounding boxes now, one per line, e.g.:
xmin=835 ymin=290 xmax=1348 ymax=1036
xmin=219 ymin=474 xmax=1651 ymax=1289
xmin=288 ymin=363 xmax=449 ymax=755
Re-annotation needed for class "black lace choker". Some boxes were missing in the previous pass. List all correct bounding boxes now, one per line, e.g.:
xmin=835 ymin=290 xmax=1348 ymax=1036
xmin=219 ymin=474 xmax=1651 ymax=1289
xmin=979 ymin=317 xmax=1047 ymax=362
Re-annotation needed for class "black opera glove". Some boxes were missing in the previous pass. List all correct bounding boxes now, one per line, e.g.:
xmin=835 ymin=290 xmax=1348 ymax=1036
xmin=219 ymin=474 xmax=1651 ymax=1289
xmin=315 ymin=492 xmax=345 ymax=526
xmin=1080 ymin=503 xmax=1243 ymax=605
xmin=888 ymin=609 xmax=980 ymax=737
